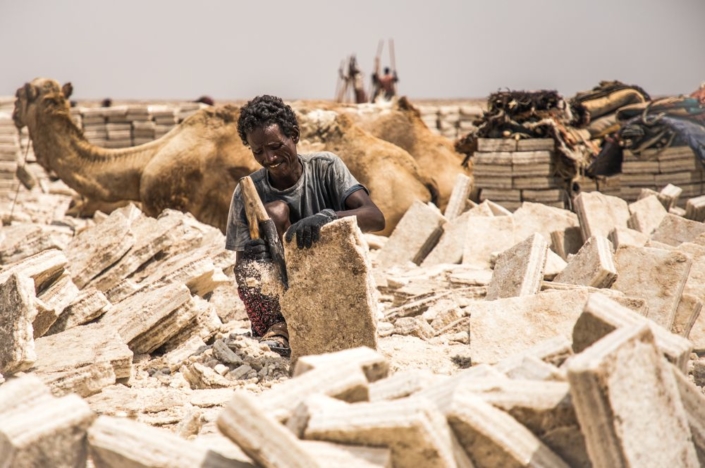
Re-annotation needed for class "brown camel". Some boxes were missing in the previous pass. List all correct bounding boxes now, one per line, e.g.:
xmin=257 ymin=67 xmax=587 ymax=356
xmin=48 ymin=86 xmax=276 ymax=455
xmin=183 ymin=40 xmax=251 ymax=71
xmin=296 ymin=108 xmax=439 ymax=235
xmin=340 ymin=97 xmax=471 ymax=211
xmin=13 ymin=78 xmax=261 ymax=232
xmin=14 ymin=78 xmax=436 ymax=235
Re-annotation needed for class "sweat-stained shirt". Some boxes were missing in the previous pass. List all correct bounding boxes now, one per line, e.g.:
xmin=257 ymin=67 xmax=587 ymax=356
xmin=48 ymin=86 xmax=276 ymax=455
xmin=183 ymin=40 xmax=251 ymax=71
xmin=225 ymin=152 xmax=366 ymax=251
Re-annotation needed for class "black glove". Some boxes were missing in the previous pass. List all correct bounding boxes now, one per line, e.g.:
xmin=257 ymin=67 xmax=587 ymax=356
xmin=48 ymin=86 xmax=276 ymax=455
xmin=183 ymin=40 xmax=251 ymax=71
xmin=285 ymin=209 xmax=337 ymax=249
xmin=242 ymin=238 xmax=271 ymax=262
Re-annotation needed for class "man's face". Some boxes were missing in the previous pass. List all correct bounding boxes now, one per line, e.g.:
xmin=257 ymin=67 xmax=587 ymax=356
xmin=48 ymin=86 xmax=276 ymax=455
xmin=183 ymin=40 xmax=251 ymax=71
xmin=246 ymin=123 xmax=299 ymax=183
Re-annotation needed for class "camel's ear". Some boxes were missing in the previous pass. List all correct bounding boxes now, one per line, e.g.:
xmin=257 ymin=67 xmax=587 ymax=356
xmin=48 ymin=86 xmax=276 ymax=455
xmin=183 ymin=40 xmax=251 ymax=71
xmin=24 ymin=83 xmax=38 ymax=102
xmin=62 ymin=82 xmax=73 ymax=100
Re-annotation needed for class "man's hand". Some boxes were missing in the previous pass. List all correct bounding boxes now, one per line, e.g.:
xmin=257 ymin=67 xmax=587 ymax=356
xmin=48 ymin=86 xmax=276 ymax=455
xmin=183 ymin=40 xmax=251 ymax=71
xmin=284 ymin=209 xmax=337 ymax=249
xmin=242 ymin=238 xmax=271 ymax=262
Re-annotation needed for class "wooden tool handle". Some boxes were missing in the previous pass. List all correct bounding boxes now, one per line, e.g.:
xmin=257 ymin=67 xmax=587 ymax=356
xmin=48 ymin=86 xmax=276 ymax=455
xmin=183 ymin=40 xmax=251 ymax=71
xmin=240 ymin=176 xmax=270 ymax=240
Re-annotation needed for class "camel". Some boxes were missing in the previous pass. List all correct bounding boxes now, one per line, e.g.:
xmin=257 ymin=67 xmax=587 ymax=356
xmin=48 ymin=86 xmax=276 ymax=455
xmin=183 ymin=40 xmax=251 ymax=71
xmin=13 ymin=78 xmax=261 ymax=232
xmin=296 ymin=108 xmax=438 ymax=235
xmin=14 ymin=78 xmax=436 ymax=236
xmin=339 ymin=97 xmax=471 ymax=211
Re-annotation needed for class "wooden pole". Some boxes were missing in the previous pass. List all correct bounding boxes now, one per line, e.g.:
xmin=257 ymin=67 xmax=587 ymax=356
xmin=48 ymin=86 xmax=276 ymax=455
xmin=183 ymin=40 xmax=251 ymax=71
xmin=389 ymin=38 xmax=396 ymax=72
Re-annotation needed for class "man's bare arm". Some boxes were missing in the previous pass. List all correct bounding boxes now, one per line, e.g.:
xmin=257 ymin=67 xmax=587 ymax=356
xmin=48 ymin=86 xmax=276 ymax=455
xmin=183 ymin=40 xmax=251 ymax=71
xmin=336 ymin=189 xmax=385 ymax=233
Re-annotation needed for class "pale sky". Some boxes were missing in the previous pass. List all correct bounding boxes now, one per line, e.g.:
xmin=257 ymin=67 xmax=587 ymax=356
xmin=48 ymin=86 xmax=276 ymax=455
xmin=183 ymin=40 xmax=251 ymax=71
xmin=1 ymin=0 xmax=704 ymax=101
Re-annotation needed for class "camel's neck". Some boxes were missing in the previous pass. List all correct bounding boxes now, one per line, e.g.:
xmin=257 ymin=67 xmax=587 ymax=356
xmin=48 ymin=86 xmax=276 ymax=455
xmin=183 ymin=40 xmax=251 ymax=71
xmin=28 ymin=110 xmax=159 ymax=202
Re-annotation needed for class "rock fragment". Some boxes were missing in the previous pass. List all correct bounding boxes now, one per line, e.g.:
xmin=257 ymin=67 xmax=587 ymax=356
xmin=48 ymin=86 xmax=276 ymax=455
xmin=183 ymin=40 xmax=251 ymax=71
xmin=292 ymin=346 xmax=389 ymax=382
xmin=611 ymin=245 xmax=691 ymax=330
xmin=0 ymin=273 xmax=37 ymax=375
xmin=65 ymin=210 xmax=135 ymax=288
xmin=377 ymin=201 xmax=446 ymax=268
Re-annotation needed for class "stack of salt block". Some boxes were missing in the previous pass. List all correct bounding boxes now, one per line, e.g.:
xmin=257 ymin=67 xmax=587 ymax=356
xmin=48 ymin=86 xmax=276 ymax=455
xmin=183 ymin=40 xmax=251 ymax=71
xmin=417 ymin=105 xmax=440 ymax=135
xmin=438 ymin=106 xmax=460 ymax=139
xmin=80 ymin=108 xmax=107 ymax=147
xmin=473 ymin=138 xmax=564 ymax=211
xmin=150 ymin=105 xmax=177 ymax=139
xmin=0 ymin=96 xmax=14 ymax=113
xmin=127 ymin=106 xmax=154 ymax=146
xmin=620 ymin=146 xmax=704 ymax=207
xmin=103 ymin=106 xmax=132 ymax=149
xmin=0 ymin=113 xmax=19 ymax=194
xmin=458 ymin=105 xmax=482 ymax=135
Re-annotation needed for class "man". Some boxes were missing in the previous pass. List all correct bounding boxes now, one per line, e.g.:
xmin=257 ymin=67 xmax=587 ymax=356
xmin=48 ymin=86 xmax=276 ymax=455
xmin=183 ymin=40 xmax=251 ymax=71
xmin=225 ymin=95 xmax=385 ymax=356
xmin=371 ymin=60 xmax=399 ymax=102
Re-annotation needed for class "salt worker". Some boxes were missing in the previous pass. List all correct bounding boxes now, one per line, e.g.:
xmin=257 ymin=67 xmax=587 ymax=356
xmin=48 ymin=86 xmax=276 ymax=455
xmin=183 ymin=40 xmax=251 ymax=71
xmin=225 ymin=95 xmax=385 ymax=356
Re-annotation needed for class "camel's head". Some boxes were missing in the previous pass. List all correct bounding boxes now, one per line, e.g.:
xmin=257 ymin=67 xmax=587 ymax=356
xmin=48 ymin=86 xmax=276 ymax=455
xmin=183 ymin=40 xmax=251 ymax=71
xmin=13 ymin=78 xmax=73 ymax=129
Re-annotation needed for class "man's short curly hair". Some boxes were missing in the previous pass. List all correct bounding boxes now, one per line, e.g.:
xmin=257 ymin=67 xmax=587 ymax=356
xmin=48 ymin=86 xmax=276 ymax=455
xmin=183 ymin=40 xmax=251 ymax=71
xmin=237 ymin=95 xmax=299 ymax=146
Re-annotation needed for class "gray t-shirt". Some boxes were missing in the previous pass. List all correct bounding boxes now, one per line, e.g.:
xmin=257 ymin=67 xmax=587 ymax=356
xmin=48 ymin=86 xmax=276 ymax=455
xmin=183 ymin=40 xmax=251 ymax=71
xmin=225 ymin=152 xmax=366 ymax=251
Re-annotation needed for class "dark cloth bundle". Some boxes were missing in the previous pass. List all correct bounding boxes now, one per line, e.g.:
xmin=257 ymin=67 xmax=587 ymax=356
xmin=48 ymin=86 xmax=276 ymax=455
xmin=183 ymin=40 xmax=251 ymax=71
xmin=587 ymin=97 xmax=705 ymax=176
xmin=570 ymin=81 xmax=651 ymax=126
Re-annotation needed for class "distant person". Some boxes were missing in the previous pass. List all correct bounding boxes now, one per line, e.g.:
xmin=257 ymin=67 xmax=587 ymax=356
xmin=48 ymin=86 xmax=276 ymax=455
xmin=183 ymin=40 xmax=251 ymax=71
xmin=348 ymin=56 xmax=367 ymax=104
xmin=371 ymin=59 xmax=398 ymax=102
xmin=195 ymin=96 xmax=215 ymax=106
xmin=101 ymin=98 xmax=112 ymax=108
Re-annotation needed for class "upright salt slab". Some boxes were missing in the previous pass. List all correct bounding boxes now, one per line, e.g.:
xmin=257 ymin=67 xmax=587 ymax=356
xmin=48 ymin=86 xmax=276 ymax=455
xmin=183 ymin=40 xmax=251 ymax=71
xmin=376 ymin=201 xmax=446 ymax=269
xmin=553 ymin=236 xmax=617 ymax=288
xmin=423 ymin=202 xmax=494 ymax=267
xmin=611 ymin=245 xmax=691 ymax=330
xmin=574 ymin=191 xmax=630 ymax=241
xmin=0 ymin=274 xmax=37 ymax=375
xmin=444 ymin=173 xmax=473 ymax=220
xmin=463 ymin=215 xmax=516 ymax=269
xmin=686 ymin=195 xmax=705 ymax=222
xmin=672 ymin=293 xmax=702 ymax=338
xmin=485 ymin=234 xmax=548 ymax=301
xmin=660 ymin=184 xmax=683 ymax=210
xmin=0 ymin=394 xmax=95 ymax=467
xmin=469 ymin=290 xmax=590 ymax=365
xmin=652 ymin=214 xmax=705 ymax=246
xmin=550 ymin=226 xmax=583 ymax=260
xmin=567 ymin=324 xmax=698 ymax=468
xmin=421 ymin=212 xmax=471 ymax=267
xmin=628 ymin=195 xmax=668 ymax=234
xmin=512 ymin=202 xmax=579 ymax=245
xmin=282 ymin=218 xmax=378 ymax=366
xmin=65 ymin=210 xmax=135 ymax=288
xmin=572 ymin=293 xmax=692 ymax=371
xmin=608 ymin=227 xmax=649 ymax=249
